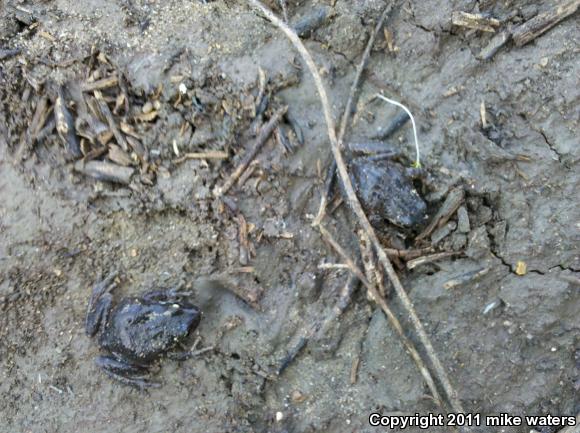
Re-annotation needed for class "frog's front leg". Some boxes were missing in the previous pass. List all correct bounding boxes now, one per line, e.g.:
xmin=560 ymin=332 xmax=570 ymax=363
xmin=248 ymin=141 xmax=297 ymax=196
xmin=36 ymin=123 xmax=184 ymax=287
xmin=85 ymin=272 xmax=117 ymax=337
xmin=95 ymin=355 xmax=160 ymax=389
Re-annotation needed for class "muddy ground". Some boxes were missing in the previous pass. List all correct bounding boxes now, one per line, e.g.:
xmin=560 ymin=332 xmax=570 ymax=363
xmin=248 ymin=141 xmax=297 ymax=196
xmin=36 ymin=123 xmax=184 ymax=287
xmin=0 ymin=0 xmax=579 ymax=432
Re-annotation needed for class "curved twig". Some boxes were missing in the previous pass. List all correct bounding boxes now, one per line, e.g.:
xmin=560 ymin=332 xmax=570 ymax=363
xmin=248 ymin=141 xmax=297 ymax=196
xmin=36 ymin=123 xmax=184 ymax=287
xmin=247 ymin=0 xmax=464 ymax=414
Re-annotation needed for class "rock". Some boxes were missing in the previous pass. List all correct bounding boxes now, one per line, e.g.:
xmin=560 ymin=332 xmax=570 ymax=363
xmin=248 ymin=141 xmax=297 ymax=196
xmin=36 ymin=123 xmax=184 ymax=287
xmin=457 ymin=206 xmax=471 ymax=233
xmin=431 ymin=221 xmax=457 ymax=245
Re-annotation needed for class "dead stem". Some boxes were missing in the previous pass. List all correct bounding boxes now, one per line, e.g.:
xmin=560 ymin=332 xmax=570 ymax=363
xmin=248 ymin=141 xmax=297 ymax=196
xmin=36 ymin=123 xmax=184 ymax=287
xmin=313 ymin=3 xmax=393 ymax=226
xmin=247 ymin=0 xmax=464 ymax=413
xmin=213 ymin=106 xmax=287 ymax=197
xmin=318 ymin=224 xmax=444 ymax=408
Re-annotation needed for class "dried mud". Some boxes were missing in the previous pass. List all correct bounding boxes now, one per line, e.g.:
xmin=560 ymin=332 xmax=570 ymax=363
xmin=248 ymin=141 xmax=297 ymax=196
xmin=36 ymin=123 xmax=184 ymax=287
xmin=0 ymin=1 xmax=578 ymax=433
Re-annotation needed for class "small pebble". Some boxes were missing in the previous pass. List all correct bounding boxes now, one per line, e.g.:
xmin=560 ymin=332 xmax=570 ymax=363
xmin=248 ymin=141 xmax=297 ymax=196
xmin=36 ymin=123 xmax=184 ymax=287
xmin=457 ymin=206 xmax=470 ymax=233
xmin=431 ymin=221 xmax=457 ymax=245
xmin=291 ymin=390 xmax=306 ymax=403
xmin=142 ymin=101 xmax=153 ymax=114
xmin=275 ymin=411 xmax=284 ymax=422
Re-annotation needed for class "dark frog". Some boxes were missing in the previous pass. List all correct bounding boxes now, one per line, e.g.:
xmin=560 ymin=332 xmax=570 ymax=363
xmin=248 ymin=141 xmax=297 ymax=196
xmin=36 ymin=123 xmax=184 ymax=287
xmin=346 ymin=141 xmax=428 ymax=233
xmin=85 ymin=272 xmax=201 ymax=388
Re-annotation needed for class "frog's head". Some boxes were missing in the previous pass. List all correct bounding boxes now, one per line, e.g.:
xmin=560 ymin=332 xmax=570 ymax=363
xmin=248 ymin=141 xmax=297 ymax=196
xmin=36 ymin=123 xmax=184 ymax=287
xmin=162 ymin=300 xmax=201 ymax=341
xmin=390 ymin=187 xmax=428 ymax=230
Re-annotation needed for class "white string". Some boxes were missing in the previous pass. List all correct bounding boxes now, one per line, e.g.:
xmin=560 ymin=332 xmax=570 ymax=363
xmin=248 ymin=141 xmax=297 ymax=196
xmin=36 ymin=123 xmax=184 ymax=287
xmin=376 ymin=94 xmax=421 ymax=167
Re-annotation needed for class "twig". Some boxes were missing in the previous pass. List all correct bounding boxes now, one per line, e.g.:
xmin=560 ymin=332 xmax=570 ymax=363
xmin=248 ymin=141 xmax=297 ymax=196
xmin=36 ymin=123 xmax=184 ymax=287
xmin=512 ymin=0 xmax=580 ymax=47
xmin=74 ymin=160 xmax=135 ymax=184
xmin=190 ymin=346 xmax=214 ymax=357
xmin=278 ymin=0 xmax=289 ymax=22
xmin=451 ymin=11 xmax=500 ymax=32
xmin=173 ymin=150 xmax=228 ymax=163
xmin=318 ymin=224 xmax=444 ymax=408
xmin=247 ymin=0 xmax=464 ymax=413
xmin=213 ymin=106 xmax=287 ymax=197
xmin=318 ymin=263 xmax=351 ymax=270
xmin=279 ymin=264 xmax=362 ymax=375
xmin=337 ymin=4 xmax=393 ymax=147
xmin=350 ymin=355 xmax=360 ymax=384
xmin=313 ymin=4 xmax=393 ymax=226
xmin=81 ymin=76 xmax=119 ymax=92
xmin=406 ymin=251 xmax=461 ymax=270
xmin=0 ymin=48 xmax=21 ymax=60
xmin=359 ymin=229 xmax=380 ymax=295
xmin=94 ymin=92 xmax=129 ymax=152
xmin=371 ymin=110 xmax=410 ymax=140
xmin=416 ymin=187 xmax=464 ymax=242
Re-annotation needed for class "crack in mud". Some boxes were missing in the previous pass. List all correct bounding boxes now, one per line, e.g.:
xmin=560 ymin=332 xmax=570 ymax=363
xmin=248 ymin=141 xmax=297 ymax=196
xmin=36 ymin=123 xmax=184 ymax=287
xmin=537 ymin=129 xmax=563 ymax=162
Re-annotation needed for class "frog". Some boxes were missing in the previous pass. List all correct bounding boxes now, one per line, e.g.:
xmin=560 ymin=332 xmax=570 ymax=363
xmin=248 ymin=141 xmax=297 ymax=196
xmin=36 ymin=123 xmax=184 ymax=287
xmin=346 ymin=141 xmax=429 ymax=233
xmin=325 ymin=141 xmax=429 ymax=236
xmin=85 ymin=272 xmax=201 ymax=388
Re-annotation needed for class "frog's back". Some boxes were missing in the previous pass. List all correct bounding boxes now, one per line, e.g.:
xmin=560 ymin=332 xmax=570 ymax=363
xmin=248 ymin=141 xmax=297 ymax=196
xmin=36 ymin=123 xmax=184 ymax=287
xmin=349 ymin=159 xmax=427 ymax=230
xmin=101 ymin=299 xmax=192 ymax=364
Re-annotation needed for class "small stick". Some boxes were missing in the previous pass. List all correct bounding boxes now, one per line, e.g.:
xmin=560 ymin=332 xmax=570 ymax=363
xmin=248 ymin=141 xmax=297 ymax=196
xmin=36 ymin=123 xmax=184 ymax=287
xmin=350 ymin=355 xmax=360 ymax=385
xmin=318 ymin=263 xmax=351 ymax=270
xmin=81 ymin=76 xmax=119 ymax=92
xmin=406 ymin=251 xmax=461 ymax=270
xmin=277 ymin=0 xmax=289 ymax=22
xmin=443 ymin=267 xmax=490 ymax=290
xmin=279 ymin=265 xmax=362 ymax=375
xmin=371 ymin=110 xmax=410 ymax=140
xmin=451 ymin=11 xmax=500 ymax=32
xmin=94 ymin=92 xmax=129 ymax=151
xmin=477 ymin=31 xmax=511 ymax=60
xmin=312 ymin=3 xmax=393 ymax=226
xmin=173 ymin=150 xmax=228 ymax=163
xmin=213 ymin=106 xmax=287 ymax=197
xmin=27 ymin=95 xmax=49 ymax=145
xmin=337 ymin=4 xmax=393 ymax=147
xmin=0 ymin=48 xmax=21 ymax=60
xmin=278 ymin=336 xmax=308 ymax=374
xmin=54 ymin=87 xmax=82 ymax=158
xmin=74 ymin=160 xmax=134 ymax=184
xmin=248 ymin=0 xmax=464 ymax=414
xmin=512 ymin=0 xmax=580 ymax=47
xmin=190 ymin=346 xmax=214 ymax=357
xmin=359 ymin=229 xmax=379 ymax=294
xmin=318 ymin=224 xmax=444 ymax=408
xmin=416 ymin=187 xmax=464 ymax=242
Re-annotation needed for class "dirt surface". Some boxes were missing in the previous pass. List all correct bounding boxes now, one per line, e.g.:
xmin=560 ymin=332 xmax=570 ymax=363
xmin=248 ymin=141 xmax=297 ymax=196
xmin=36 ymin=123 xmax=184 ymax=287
xmin=0 ymin=0 xmax=579 ymax=432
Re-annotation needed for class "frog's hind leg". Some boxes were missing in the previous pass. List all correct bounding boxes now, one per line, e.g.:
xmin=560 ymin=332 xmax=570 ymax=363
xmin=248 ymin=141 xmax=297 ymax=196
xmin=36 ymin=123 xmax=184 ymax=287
xmin=95 ymin=355 xmax=160 ymax=389
xmin=85 ymin=272 xmax=117 ymax=336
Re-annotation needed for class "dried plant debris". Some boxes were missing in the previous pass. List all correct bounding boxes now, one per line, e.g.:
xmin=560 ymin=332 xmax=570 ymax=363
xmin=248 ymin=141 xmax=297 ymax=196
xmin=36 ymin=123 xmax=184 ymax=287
xmin=451 ymin=11 xmax=500 ymax=33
